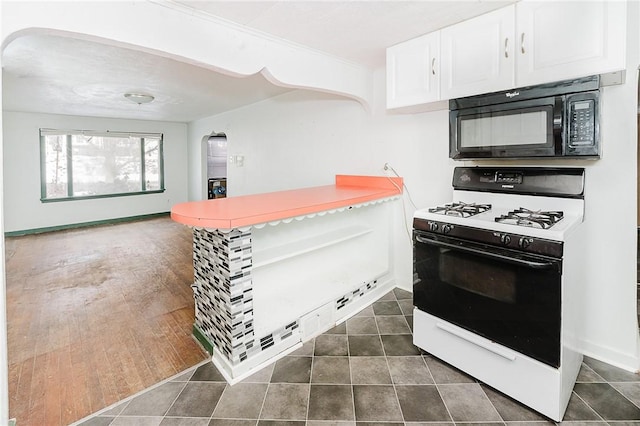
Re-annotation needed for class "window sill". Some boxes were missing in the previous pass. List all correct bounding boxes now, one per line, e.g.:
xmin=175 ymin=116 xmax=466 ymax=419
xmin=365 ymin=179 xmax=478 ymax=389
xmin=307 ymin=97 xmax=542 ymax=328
xmin=41 ymin=189 xmax=166 ymax=203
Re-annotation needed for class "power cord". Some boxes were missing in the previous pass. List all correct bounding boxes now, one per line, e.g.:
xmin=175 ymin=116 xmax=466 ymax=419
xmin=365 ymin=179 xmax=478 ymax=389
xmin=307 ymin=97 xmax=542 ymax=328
xmin=383 ymin=162 xmax=417 ymax=241
xmin=384 ymin=163 xmax=418 ymax=210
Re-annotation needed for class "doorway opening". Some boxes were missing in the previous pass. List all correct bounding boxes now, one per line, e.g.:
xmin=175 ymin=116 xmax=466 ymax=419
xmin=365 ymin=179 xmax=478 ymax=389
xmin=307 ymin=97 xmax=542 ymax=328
xmin=206 ymin=133 xmax=227 ymax=200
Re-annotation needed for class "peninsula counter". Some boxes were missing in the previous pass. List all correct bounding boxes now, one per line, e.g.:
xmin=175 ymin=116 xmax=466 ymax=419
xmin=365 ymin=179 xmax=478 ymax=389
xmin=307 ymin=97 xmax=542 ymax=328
xmin=171 ymin=175 xmax=403 ymax=382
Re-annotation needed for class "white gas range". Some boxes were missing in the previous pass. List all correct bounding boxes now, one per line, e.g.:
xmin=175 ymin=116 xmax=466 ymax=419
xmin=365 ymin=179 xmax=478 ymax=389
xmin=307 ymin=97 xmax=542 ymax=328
xmin=412 ymin=167 xmax=588 ymax=422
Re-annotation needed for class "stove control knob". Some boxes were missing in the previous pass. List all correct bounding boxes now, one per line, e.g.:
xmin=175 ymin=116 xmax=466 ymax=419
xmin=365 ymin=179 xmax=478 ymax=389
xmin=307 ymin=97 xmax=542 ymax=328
xmin=500 ymin=234 xmax=511 ymax=245
xmin=442 ymin=224 xmax=453 ymax=234
xmin=428 ymin=222 xmax=439 ymax=232
xmin=519 ymin=237 xmax=533 ymax=249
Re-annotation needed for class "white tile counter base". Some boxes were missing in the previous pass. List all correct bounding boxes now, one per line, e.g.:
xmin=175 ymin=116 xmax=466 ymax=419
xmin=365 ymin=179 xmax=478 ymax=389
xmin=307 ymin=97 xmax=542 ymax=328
xmin=191 ymin=201 xmax=397 ymax=383
xmin=212 ymin=274 xmax=395 ymax=384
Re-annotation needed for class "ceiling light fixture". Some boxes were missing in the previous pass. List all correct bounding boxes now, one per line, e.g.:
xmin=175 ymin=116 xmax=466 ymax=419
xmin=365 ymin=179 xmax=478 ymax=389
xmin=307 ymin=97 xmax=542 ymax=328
xmin=124 ymin=92 xmax=155 ymax=104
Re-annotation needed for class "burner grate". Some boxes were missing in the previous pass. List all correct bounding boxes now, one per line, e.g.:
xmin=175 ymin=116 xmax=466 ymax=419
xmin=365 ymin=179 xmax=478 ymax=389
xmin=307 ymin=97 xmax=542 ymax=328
xmin=495 ymin=208 xmax=564 ymax=229
xmin=428 ymin=202 xmax=492 ymax=218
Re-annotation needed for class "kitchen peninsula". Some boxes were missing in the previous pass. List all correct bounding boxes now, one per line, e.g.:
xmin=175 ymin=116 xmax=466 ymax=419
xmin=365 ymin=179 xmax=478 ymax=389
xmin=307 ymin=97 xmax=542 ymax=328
xmin=171 ymin=175 xmax=403 ymax=382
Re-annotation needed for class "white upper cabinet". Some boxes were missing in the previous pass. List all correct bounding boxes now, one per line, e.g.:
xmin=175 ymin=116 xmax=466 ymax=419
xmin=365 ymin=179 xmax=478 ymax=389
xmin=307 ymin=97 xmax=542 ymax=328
xmin=387 ymin=32 xmax=440 ymax=109
xmin=440 ymin=5 xmax=515 ymax=100
xmin=516 ymin=1 xmax=627 ymax=87
xmin=386 ymin=1 xmax=627 ymax=110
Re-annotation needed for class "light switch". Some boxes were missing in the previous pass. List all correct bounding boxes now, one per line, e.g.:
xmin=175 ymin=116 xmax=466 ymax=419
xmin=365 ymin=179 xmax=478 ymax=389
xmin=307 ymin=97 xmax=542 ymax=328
xmin=229 ymin=155 xmax=245 ymax=167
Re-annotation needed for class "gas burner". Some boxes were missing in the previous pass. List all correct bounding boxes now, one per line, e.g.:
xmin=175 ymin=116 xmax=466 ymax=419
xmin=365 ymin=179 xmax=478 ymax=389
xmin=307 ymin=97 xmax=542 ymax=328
xmin=495 ymin=208 xmax=564 ymax=229
xmin=429 ymin=202 xmax=492 ymax=218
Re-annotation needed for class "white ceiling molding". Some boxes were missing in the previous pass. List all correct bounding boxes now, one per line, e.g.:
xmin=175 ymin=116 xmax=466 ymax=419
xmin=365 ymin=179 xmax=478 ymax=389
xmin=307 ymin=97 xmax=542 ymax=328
xmin=1 ymin=1 xmax=374 ymax=110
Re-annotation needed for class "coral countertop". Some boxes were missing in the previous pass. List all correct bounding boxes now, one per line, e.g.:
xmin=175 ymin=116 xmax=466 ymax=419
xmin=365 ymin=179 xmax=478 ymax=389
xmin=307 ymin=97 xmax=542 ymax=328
xmin=171 ymin=175 xmax=403 ymax=229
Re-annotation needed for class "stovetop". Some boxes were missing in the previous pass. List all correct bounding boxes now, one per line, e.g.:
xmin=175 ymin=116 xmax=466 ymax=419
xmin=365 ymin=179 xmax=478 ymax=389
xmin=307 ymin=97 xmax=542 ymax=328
xmin=414 ymin=191 xmax=584 ymax=242
xmin=429 ymin=202 xmax=566 ymax=229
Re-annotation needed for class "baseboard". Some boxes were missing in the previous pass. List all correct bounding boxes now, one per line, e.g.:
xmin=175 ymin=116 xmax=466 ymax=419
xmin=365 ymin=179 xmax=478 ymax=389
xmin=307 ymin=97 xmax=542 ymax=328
xmin=4 ymin=212 xmax=171 ymax=237
xmin=579 ymin=337 xmax=640 ymax=373
xmin=192 ymin=324 xmax=214 ymax=355
xmin=211 ymin=333 xmax=303 ymax=385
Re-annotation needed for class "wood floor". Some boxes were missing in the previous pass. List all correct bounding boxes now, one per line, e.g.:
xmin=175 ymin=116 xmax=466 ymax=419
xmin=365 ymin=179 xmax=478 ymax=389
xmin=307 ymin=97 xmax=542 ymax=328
xmin=5 ymin=216 xmax=209 ymax=425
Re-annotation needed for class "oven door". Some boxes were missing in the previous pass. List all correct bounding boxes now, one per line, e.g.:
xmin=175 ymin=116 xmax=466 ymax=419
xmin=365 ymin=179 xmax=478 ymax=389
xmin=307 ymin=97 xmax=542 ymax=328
xmin=413 ymin=230 xmax=562 ymax=368
xmin=449 ymin=96 xmax=563 ymax=159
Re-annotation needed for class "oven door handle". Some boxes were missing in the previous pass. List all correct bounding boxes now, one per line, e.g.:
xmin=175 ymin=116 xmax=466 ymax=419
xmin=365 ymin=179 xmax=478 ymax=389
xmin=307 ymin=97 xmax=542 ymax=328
xmin=415 ymin=235 xmax=557 ymax=270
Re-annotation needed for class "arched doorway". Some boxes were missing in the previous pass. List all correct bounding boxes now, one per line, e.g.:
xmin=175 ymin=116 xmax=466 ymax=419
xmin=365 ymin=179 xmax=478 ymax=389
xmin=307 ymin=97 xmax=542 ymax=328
xmin=202 ymin=132 xmax=228 ymax=200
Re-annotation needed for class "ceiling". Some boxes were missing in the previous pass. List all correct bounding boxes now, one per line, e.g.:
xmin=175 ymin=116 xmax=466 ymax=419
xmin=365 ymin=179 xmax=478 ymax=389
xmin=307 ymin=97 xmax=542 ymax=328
xmin=2 ymin=1 xmax=516 ymax=123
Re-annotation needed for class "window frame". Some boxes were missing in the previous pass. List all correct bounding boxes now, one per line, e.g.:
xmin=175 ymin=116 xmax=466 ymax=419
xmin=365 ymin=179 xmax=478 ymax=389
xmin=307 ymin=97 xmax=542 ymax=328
xmin=39 ymin=129 xmax=165 ymax=202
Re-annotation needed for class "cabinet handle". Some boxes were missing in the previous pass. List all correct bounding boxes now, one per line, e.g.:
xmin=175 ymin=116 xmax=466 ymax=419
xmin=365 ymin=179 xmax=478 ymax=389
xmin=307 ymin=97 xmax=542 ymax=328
xmin=520 ymin=32 xmax=526 ymax=54
xmin=436 ymin=322 xmax=517 ymax=361
xmin=431 ymin=57 xmax=436 ymax=75
xmin=504 ymin=37 xmax=509 ymax=58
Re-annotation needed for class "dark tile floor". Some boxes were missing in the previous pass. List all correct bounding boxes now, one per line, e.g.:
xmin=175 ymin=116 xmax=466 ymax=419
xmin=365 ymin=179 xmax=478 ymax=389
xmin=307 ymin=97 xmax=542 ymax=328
xmin=76 ymin=288 xmax=640 ymax=425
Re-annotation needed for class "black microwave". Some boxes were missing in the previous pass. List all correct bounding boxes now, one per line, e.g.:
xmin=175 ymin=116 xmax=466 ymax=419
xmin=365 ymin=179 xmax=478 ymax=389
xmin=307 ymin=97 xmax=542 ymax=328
xmin=449 ymin=75 xmax=600 ymax=160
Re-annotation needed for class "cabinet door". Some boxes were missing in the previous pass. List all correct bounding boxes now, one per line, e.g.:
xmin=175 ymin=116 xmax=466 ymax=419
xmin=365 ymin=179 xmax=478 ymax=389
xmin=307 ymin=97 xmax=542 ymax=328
xmin=440 ymin=5 xmax=515 ymax=100
xmin=516 ymin=1 xmax=626 ymax=87
xmin=386 ymin=32 xmax=440 ymax=109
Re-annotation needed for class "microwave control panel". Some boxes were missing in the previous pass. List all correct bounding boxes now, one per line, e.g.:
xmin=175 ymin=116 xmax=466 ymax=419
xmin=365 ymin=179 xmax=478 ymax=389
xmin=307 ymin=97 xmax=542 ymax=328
xmin=565 ymin=89 xmax=599 ymax=158
xmin=568 ymin=99 xmax=595 ymax=146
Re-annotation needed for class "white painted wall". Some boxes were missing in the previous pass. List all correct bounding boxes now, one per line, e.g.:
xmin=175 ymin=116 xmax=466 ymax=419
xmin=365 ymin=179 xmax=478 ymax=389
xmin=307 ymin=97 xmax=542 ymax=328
xmin=189 ymin=70 xmax=454 ymax=202
xmin=575 ymin=2 xmax=640 ymax=367
xmin=2 ymin=112 xmax=189 ymax=232
xmin=577 ymin=77 xmax=639 ymax=369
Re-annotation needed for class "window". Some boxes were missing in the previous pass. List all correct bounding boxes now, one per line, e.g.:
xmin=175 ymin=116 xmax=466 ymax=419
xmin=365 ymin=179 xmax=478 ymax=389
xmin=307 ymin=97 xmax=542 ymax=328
xmin=40 ymin=129 xmax=164 ymax=201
